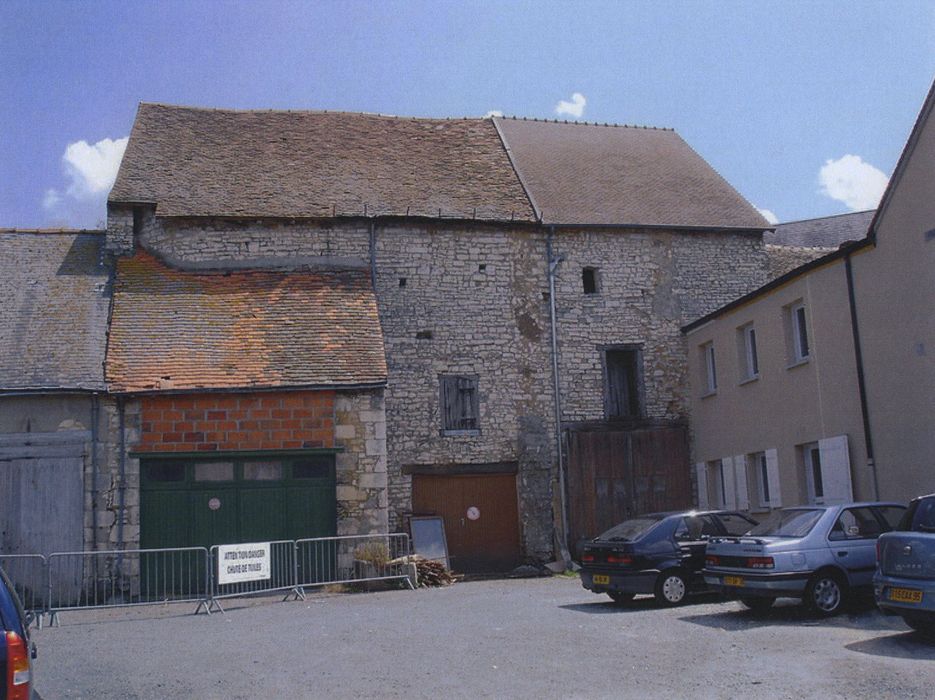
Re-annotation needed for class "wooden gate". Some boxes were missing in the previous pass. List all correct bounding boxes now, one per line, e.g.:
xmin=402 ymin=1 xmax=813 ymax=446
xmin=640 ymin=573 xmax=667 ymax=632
xmin=565 ymin=423 xmax=691 ymax=548
xmin=411 ymin=473 xmax=521 ymax=573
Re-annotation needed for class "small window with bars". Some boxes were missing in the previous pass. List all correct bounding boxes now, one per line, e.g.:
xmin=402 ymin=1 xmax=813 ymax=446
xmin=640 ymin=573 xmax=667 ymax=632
xmin=440 ymin=375 xmax=480 ymax=434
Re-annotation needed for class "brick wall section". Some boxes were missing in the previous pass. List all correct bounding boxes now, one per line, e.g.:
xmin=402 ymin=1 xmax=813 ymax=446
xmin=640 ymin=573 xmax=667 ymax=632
xmin=137 ymin=390 xmax=335 ymax=452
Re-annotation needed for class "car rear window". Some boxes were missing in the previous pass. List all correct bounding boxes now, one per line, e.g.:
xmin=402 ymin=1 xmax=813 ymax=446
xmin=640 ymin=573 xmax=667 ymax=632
xmin=748 ymin=509 xmax=824 ymax=538
xmin=598 ymin=516 xmax=665 ymax=541
xmin=874 ymin=505 xmax=906 ymax=531
xmin=717 ymin=513 xmax=757 ymax=536
xmin=900 ymin=497 xmax=935 ymax=532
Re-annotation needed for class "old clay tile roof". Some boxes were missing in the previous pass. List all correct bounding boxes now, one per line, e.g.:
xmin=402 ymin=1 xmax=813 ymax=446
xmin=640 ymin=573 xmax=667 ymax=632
xmin=495 ymin=118 xmax=769 ymax=229
xmin=106 ymin=252 xmax=387 ymax=392
xmin=109 ymin=103 xmax=537 ymax=222
xmin=0 ymin=230 xmax=110 ymax=391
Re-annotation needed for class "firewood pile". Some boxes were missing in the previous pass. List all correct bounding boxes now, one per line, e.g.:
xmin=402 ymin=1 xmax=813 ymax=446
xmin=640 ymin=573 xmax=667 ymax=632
xmin=388 ymin=554 xmax=456 ymax=587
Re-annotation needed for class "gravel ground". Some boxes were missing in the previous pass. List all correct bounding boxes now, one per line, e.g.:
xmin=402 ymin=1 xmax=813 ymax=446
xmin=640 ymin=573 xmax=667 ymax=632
xmin=30 ymin=575 xmax=935 ymax=699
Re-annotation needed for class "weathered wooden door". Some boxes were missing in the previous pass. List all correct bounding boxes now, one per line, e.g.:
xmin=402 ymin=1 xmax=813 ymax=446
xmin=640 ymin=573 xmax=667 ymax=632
xmin=412 ymin=474 xmax=521 ymax=573
xmin=0 ymin=431 xmax=87 ymax=605
xmin=565 ymin=424 xmax=691 ymax=548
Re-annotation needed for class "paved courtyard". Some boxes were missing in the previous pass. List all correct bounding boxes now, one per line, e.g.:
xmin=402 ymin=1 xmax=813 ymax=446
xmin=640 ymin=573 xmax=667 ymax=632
xmin=31 ymin=575 xmax=935 ymax=699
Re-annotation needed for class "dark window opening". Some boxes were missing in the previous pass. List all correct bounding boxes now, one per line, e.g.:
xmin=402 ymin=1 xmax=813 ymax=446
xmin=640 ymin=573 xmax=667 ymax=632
xmin=605 ymin=349 xmax=642 ymax=419
xmin=146 ymin=462 xmax=185 ymax=482
xmin=478 ymin=264 xmax=486 ymax=271
xmin=582 ymin=267 xmax=599 ymax=294
xmin=416 ymin=330 xmax=433 ymax=340
xmin=440 ymin=375 xmax=479 ymax=432
xmin=399 ymin=278 xmax=407 ymax=287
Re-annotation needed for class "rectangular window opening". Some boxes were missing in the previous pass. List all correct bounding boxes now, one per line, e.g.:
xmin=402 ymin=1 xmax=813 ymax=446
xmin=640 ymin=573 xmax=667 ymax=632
xmin=701 ymin=342 xmax=717 ymax=394
xmin=582 ymin=267 xmax=599 ymax=295
xmin=604 ymin=348 xmax=642 ymax=419
xmin=440 ymin=375 xmax=480 ymax=433
xmin=739 ymin=324 xmax=759 ymax=380
xmin=802 ymin=443 xmax=824 ymax=503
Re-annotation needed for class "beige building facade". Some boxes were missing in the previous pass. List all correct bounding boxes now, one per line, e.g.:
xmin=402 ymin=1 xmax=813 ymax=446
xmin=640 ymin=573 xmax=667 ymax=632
xmin=684 ymin=80 xmax=935 ymax=512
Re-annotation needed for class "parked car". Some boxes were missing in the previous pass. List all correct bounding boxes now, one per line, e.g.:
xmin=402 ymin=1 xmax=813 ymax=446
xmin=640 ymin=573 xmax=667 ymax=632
xmin=577 ymin=510 xmax=758 ymax=605
xmin=704 ymin=502 xmax=905 ymax=616
xmin=875 ymin=493 xmax=935 ymax=639
xmin=1 ymin=566 xmax=35 ymax=700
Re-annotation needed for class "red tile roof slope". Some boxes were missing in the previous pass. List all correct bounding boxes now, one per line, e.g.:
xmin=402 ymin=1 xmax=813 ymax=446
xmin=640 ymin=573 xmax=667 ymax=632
xmin=109 ymin=103 xmax=537 ymax=222
xmin=495 ymin=118 xmax=769 ymax=229
xmin=106 ymin=253 xmax=387 ymax=392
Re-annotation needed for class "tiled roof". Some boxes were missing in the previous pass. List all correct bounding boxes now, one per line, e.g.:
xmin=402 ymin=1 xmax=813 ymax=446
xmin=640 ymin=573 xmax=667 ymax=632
xmin=109 ymin=103 xmax=536 ymax=222
xmin=0 ymin=230 xmax=110 ymax=391
xmin=764 ymin=210 xmax=874 ymax=247
xmin=495 ymin=118 xmax=769 ymax=229
xmin=106 ymin=252 xmax=387 ymax=392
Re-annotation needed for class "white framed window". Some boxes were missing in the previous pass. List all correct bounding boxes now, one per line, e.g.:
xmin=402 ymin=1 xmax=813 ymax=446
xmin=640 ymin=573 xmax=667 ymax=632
xmin=701 ymin=342 xmax=717 ymax=395
xmin=739 ymin=324 xmax=759 ymax=381
xmin=707 ymin=459 xmax=727 ymax=508
xmin=790 ymin=302 xmax=810 ymax=363
xmin=751 ymin=451 xmax=771 ymax=508
xmin=803 ymin=442 xmax=824 ymax=504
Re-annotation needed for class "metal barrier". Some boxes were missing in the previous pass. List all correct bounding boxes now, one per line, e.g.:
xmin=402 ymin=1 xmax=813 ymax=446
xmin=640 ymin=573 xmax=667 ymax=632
xmin=3 ymin=533 xmax=414 ymax=623
xmin=206 ymin=540 xmax=302 ymax=613
xmin=46 ymin=547 xmax=210 ymax=623
xmin=0 ymin=554 xmax=47 ymax=626
xmin=295 ymin=533 xmax=414 ymax=591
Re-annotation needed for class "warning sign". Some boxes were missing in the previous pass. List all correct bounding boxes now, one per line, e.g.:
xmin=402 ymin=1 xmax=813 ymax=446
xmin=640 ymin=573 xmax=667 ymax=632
xmin=217 ymin=542 xmax=271 ymax=585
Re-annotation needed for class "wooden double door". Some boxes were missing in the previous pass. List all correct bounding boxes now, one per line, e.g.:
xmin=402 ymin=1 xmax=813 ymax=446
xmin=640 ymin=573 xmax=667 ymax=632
xmin=412 ymin=473 xmax=521 ymax=573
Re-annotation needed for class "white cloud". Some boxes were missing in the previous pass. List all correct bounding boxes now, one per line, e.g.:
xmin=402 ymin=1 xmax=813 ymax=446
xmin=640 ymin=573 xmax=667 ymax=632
xmin=756 ymin=207 xmax=779 ymax=225
xmin=62 ymin=137 xmax=129 ymax=199
xmin=818 ymin=154 xmax=888 ymax=211
xmin=42 ymin=188 xmax=62 ymax=211
xmin=484 ymin=110 xmax=503 ymax=118
xmin=555 ymin=92 xmax=586 ymax=119
xmin=42 ymin=136 xmax=128 ymax=225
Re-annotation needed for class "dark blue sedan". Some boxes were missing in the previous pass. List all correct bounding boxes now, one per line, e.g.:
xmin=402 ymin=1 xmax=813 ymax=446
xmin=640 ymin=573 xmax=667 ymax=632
xmin=577 ymin=510 xmax=757 ymax=605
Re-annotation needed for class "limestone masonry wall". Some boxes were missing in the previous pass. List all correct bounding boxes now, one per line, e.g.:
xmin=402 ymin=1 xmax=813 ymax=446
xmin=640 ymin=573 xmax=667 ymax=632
xmin=108 ymin=211 xmax=768 ymax=562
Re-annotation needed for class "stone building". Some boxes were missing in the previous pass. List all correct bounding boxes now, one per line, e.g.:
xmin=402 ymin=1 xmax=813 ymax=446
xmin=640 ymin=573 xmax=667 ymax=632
xmin=103 ymin=103 xmax=770 ymax=570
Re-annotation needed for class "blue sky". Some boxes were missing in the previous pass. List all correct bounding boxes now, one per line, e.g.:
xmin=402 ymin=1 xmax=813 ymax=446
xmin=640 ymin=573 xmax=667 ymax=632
xmin=2 ymin=0 xmax=933 ymax=229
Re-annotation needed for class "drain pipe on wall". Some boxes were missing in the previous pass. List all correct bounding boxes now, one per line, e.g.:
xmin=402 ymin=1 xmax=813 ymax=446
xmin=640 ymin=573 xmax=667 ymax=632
xmin=547 ymin=226 xmax=572 ymax=567
xmin=116 ymin=397 xmax=128 ymax=585
xmin=90 ymin=393 xmax=100 ymax=550
xmin=845 ymin=252 xmax=880 ymax=499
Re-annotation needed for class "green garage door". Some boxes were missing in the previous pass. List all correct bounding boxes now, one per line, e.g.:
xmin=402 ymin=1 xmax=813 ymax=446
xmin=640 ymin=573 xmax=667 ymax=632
xmin=140 ymin=453 xmax=337 ymax=551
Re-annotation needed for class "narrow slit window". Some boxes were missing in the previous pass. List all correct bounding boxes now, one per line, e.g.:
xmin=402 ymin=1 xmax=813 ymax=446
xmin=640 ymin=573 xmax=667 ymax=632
xmin=582 ymin=267 xmax=598 ymax=295
xmin=604 ymin=348 xmax=642 ymax=418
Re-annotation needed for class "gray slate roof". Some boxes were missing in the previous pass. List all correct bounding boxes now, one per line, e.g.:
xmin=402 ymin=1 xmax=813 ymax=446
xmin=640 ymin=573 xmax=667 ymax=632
xmin=764 ymin=210 xmax=874 ymax=248
xmin=0 ymin=231 xmax=111 ymax=391
xmin=495 ymin=117 xmax=769 ymax=229
xmin=110 ymin=104 xmax=537 ymax=222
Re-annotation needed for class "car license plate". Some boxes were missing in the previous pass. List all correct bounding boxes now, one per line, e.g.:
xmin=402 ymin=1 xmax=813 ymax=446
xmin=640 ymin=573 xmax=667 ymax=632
xmin=592 ymin=574 xmax=610 ymax=585
xmin=724 ymin=575 xmax=744 ymax=587
xmin=888 ymin=587 xmax=923 ymax=603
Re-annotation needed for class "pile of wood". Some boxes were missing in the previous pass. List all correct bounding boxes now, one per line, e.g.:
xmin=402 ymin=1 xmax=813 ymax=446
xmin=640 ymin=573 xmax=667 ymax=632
xmin=388 ymin=554 xmax=456 ymax=587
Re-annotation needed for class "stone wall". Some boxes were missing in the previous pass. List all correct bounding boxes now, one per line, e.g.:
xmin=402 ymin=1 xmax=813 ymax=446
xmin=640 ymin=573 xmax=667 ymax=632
xmin=766 ymin=244 xmax=834 ymax=280
xmin=334 ymin=391 xmax=389 ymax=535
xmin=108 ymin=211 xmax=769 ymax=563
xmin=551 ymin=229 xmax=767 ymax=423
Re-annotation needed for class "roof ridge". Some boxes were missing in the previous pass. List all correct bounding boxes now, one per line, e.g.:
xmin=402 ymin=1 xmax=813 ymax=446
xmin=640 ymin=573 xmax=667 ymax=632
xmin=776 ymin=210 xmax=876 ymax=226
xmin=503 ymin=115 xmax=674 ymax=130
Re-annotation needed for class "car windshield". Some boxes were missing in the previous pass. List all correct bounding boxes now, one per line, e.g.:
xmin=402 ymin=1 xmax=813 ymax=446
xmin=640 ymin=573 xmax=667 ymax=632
xmin=598 ymin=515 xmax=665 ymax=541
xmin=747 ymin=509 xmax=824 ymax=538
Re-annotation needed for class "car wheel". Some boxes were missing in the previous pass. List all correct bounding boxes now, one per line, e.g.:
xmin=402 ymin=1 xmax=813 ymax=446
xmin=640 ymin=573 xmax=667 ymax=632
xmin=804 ymin=571 xmax=847 ymax=616
xmin=607 ymin=591 xmax=635 ymax=604
xmin=654 ymin=571 xmax=688 ymax=606
xmin=739 ymin=597 xmax=775 ymax=612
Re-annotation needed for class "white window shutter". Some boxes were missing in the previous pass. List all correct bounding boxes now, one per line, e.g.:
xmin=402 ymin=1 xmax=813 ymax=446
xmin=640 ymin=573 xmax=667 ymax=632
xmin=721 ymin=458 xmax=736 ymax=510
xmin=819 ymin=435 xmax=854 ymax=504
xmin=695 ymin=462 xmax=709 ymax=509
xmin=765 ymin=448 xmax=782 ymax=507
xmin=733 ymin=455 xmax=749 ymax=511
